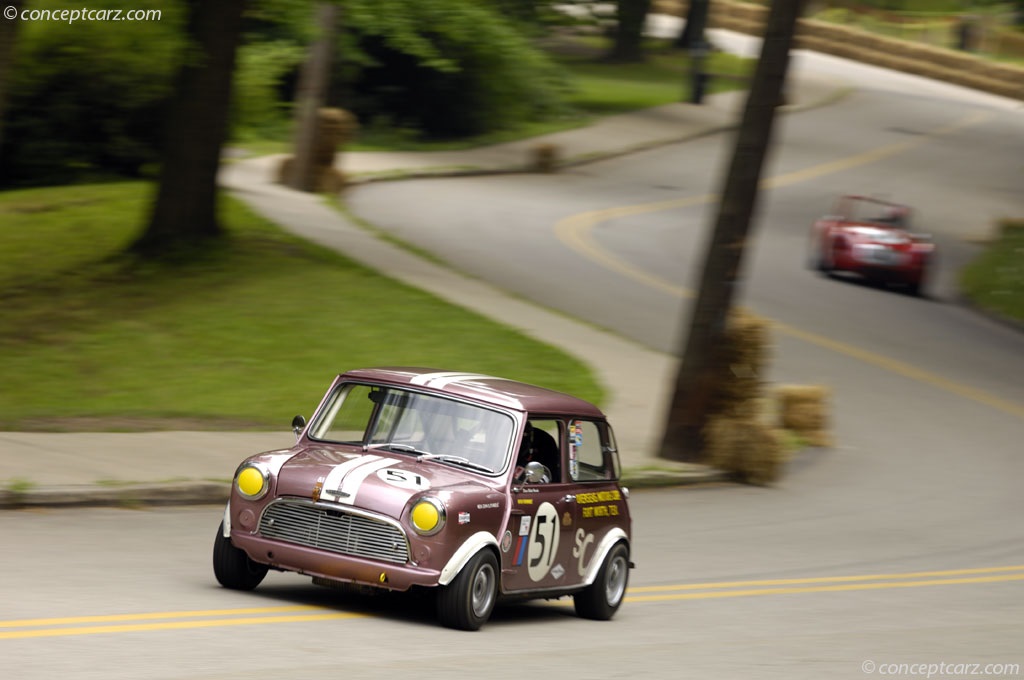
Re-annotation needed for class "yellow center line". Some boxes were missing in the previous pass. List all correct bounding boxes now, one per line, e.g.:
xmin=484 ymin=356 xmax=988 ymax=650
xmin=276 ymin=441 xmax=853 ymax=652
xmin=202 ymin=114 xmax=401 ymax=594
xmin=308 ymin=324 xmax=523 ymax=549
xmin=627 ymin=564 xmax=1024 ymax=593
xmin=0 ymin=612 xmax=366 ymax=640
xmin=554 ymin=110 xmax=1024 ymax=420
xmin=626 ymin=573 xmax=1024 ymax=603
xmin=0 ymin=604 xmax=326 ymax=628
xmin=5 ymin=565 xmax=1022 ymax=639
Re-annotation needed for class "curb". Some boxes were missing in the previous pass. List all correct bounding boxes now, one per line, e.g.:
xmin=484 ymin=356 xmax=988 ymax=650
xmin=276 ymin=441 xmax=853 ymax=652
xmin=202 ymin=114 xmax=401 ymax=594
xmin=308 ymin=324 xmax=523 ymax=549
xmin=0 ymin=467 xmax=730 ymax=510
xmin=338 ymin=82 xmax=851 ymax=186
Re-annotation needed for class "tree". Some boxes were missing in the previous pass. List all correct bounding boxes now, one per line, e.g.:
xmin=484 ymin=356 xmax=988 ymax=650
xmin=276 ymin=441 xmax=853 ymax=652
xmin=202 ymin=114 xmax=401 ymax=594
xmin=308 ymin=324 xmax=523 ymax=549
xmin=284 ymin=2 xmax=339 ymax=192
xmin=675 ymin=0 xmax=710 ymax=49
xmin=133 ymin=0 xmax=248 ymax=255
xmin=607 ymin=0 xmax=652 ymax=62
xmin=658 ymin=0 xmax=805 ymax=462
xmin=0 ymin=0 xmax=25 ymax=153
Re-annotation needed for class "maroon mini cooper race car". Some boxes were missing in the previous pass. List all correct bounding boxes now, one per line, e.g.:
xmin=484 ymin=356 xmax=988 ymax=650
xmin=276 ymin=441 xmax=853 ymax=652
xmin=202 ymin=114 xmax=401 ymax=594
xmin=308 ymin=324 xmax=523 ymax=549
xmin=810 ymin=195 xmax=935 ymax=295
xmin=213 ymin=368 xmax=632 ymax=630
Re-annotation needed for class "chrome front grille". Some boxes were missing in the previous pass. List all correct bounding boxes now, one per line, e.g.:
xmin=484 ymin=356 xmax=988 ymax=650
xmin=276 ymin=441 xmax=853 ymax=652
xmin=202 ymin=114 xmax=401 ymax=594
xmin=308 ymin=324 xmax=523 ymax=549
xmin=258 ymin=500 xmax=410 ymax=564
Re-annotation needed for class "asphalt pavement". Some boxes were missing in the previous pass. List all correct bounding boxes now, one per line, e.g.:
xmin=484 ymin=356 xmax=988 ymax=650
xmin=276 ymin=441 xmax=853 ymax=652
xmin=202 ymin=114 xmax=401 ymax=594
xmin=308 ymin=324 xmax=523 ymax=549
xmin=0 ymin=70 xmax=846 ymax=510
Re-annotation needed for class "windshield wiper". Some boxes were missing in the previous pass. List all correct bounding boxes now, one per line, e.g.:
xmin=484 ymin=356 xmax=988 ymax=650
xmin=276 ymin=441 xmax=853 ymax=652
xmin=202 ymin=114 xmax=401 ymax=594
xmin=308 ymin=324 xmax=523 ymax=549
xmin=363 ymin=442 xmax=432 ymax=456
xmin=417 ymin=453 xmax=494 ymax=474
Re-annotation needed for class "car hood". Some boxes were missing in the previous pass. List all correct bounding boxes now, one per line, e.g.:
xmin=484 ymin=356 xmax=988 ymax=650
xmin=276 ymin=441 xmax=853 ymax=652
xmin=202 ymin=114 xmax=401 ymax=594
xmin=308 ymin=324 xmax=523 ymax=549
xmin=274 ymin=445 xmax=494 ymax=516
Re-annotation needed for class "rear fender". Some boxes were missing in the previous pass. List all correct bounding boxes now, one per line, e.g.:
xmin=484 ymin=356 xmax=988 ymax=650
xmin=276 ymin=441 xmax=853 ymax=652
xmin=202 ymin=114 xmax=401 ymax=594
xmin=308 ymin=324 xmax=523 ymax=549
xmin=580 ymin=528 xmax=630 ymax=586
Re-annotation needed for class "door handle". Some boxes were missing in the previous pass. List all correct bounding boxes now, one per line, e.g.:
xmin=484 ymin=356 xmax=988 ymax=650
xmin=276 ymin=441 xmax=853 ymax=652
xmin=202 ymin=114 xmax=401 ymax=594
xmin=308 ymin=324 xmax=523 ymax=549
xmin=562 ymin=494 xmax=576 ymax=503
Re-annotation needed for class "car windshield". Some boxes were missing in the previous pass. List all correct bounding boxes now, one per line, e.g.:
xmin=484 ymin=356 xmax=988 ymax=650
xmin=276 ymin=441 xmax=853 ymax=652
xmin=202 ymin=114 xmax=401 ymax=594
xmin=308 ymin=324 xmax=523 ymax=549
xmin=308 ymin=383 xmax=516 ymax=475
xmin=840 ymin=197 xmax=909 ymax=228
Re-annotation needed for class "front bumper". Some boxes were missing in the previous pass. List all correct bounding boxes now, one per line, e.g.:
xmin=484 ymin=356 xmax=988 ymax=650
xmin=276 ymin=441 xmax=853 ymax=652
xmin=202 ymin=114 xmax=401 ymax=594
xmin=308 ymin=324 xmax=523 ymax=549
xmin=232 ymin=532 xmax=443 ymax=592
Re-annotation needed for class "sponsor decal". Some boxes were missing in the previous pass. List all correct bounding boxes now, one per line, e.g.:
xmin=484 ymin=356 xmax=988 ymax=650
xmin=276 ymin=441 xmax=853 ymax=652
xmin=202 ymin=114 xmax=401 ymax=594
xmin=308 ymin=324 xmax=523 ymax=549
xmin=563 ymin=511 xmax=572 ymax=526
xmin=517 ymin=498 xmax=533 ymax=505
xmin=514 ymin=535 xmax=529 ymax=567
xmin=519 ymin=515 xmax=532 ymax=536
xmin=458 ymin=512 xmax=471 ymax=525
xmin=577 ymin=490 xmax=622 ymax=519
xmin=551 ymin=564 xmax=565 ymax=580
xmin=501 ymin=531 xmax=513 ymax=553
xmin=477 ymin=502 xmax=500 ymax=510
xmin=573 ymin=529 xmax=595 ymax=577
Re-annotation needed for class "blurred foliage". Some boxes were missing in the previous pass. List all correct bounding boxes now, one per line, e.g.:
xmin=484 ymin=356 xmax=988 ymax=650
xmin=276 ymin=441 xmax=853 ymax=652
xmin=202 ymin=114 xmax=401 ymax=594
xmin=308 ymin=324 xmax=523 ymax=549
xmin=343 ymin=0 xmax=569 ymax=138
xmin=0 ymin=0 xmax=185 ymax=186
xmin=960 ymin=218 xmax=1024 ymax=322
xmin=232 ymin=40 xmax=306 ymax=141
xmin=1 ymin=0 xmax=575 ymax=183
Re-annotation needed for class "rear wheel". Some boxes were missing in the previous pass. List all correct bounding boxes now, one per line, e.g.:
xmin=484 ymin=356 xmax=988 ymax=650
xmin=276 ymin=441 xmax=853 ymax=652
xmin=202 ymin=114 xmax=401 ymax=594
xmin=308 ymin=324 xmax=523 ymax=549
xmin=574 ymin=542 xmax=630 ymax=620
xmin=212 ymin=522 xmax=268 ymax=590
xmin=437 ymin=550 xmax=498 ymax=631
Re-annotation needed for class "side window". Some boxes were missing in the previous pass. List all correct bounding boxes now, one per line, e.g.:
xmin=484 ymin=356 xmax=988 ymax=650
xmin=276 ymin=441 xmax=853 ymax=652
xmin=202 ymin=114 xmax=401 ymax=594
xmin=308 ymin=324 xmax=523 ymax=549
xmin=568 ymin=420 xmax=611 ymax=481
xmin=519 ymin=419 xmax=562 ymax=483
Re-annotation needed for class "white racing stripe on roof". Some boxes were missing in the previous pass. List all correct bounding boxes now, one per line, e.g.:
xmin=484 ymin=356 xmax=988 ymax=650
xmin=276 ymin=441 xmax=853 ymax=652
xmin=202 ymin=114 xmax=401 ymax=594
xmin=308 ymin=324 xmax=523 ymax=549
xmin=410 ymin=371 xmax=495 ymax=388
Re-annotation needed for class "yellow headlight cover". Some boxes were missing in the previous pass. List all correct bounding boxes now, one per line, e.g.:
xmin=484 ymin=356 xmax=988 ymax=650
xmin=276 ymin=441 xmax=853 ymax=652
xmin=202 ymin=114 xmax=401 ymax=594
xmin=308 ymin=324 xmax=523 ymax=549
xmin=411 ymin=498 xmax=442 ymax=534
xmin=237 ymin=466 xmax=266 ymax=498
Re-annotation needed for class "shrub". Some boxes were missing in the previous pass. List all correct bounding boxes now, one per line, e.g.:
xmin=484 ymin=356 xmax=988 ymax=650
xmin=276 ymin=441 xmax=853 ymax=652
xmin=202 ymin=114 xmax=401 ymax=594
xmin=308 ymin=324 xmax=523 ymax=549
xmin=345 ymin=0 xmax=569 ymax=138
xmin=0 ymin=0 xmax=185 ymax=186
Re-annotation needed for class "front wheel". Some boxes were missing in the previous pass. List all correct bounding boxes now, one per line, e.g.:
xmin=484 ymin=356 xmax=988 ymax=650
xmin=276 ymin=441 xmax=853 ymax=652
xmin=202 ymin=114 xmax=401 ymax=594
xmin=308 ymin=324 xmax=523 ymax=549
xmin=213 ymin=522 xmax=268 ymax=590
xmin=437 ymin=550 xmax=498 ymax=631
xmin=574 ymin=542 xmax=630 ymax=620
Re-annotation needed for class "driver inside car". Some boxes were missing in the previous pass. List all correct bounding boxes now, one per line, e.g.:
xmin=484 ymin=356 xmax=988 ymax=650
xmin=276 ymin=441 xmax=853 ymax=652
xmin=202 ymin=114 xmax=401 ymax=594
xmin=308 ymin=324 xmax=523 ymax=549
xmin=515 ymin=421 xmax=560 ymax=483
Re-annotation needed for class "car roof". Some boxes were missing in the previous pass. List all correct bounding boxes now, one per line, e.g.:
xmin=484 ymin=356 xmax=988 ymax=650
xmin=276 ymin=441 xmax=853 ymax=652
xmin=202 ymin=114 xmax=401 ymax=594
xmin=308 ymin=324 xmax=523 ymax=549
xmin=337 ymin=367 xmax=605 ymax=417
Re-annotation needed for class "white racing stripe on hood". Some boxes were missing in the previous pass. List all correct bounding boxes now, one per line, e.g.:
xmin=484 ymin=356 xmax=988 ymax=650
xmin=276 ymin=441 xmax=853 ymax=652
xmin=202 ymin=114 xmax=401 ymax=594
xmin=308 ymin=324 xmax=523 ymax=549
xmin=319 ymin=454 xmax=399 ymax=504
xmin=334 ymin=457 xmax=398 ymax=505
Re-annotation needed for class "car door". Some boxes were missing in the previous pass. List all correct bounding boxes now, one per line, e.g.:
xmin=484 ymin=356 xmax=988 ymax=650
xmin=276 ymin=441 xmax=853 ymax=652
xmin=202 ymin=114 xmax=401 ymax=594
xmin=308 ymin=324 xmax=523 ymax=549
xmin=502 ymin=418 xmax=578 ymax=593
xmin=566 ymin=419 xmax=630 ymax=583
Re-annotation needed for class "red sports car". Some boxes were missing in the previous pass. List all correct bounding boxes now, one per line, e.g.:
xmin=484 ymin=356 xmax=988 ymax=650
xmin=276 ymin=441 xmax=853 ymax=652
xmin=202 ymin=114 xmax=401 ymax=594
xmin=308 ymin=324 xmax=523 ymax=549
xmin=213 ymin=367 xmax=632 ymax=631
xmin=810 ymin=195 xmax=935 ymax=295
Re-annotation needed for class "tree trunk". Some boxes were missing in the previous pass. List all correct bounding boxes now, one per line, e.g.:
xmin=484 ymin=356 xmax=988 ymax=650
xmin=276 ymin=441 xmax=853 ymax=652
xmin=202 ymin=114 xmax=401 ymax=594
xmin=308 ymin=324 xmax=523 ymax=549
xmin=675 ymin=0 xmax=710 ymax=49
xmin=285 ymin=3 xmax=339 ymax=192
xmin=133 ymin=0 xmax=247 ymax=255
xmin=658 ymin=0 xmax=805 ymax=462
xmin=607 ymin=0 xmax=652 ymax=62
xmin=0 ymin=0 xmax=25 ymax=154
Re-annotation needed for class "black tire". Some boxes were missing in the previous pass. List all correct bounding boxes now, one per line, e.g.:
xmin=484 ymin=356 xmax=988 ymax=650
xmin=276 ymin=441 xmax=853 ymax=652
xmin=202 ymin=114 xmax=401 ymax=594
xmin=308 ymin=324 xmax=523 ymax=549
xmin=437 ymin=550 xmax=498 ymax=631
xmin=213 ymin=521 xmax=268 ymax=590
xmin=574 ymin=542 xmax=629 ymax=621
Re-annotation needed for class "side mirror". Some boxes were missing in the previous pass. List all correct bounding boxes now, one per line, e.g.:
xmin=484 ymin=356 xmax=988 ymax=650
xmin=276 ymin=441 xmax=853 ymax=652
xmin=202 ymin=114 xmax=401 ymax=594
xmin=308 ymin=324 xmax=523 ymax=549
xmin=291 ymin=415 xmax=306 ymax=437
xmin=523 ymin=461 xmax=551 ymax=484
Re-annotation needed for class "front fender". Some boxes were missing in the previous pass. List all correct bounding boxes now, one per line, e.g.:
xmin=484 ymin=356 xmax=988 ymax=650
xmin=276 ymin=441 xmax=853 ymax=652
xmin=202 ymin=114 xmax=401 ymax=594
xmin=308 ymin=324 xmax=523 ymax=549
xmin=438 ymin=531 xmax=499 ymax=586
xmin=221 ymin=501 xmax=232 ymax=537
xmin=580 ymin=528 xmax=630 ymax=586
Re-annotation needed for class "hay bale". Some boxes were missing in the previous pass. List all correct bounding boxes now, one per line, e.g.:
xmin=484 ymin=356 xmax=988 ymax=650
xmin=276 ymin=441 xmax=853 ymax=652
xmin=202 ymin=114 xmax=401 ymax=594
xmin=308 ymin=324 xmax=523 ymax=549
xmin=710 ymin=309 xmax=772 ymax=416
xmin=313 ymin=108 xmax=358 ymax=167
xmin=775 ymin=384 xmax=832 ymax=448
xmin=705 ymin=415 xmax=784 ymax=486
xmin=530 ymin=143 xmax=560 ymax=173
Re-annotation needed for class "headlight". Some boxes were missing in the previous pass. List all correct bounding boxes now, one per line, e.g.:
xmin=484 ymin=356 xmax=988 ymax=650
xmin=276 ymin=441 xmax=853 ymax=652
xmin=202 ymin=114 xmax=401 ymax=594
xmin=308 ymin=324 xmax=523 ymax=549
xmin=235 ymin=463 xmax=270 ymax=500
xmin=410 ymin=497 xmax=446 ymax=536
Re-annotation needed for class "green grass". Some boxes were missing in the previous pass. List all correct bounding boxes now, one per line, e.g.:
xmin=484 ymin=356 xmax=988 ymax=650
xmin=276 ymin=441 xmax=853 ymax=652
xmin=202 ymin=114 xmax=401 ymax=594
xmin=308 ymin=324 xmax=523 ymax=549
xmin=960 ymin=219 xmax=1024 ymax=323
xmin=231 ymin=38 xmax=753 ymax=156
xmin=0 ymin=182 xmax=604 ymax=431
